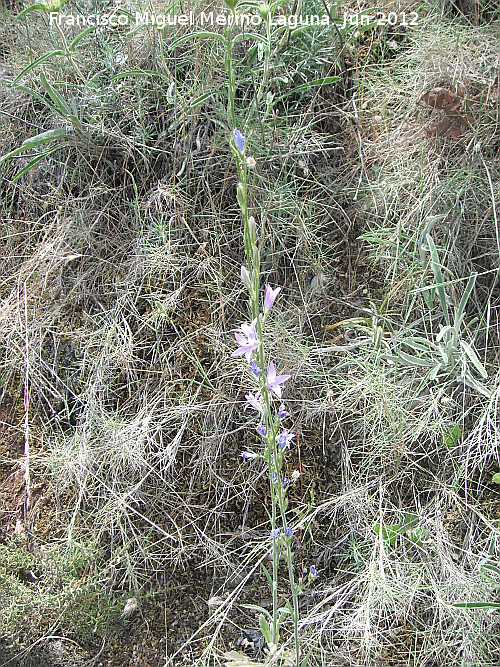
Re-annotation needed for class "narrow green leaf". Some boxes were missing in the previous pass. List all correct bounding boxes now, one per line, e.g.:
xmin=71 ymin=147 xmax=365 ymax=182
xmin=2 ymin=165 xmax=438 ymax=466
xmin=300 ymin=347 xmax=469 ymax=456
xmin=398 ymin=351 xmax=435 ymax=367
xmin=300 ymin=645 xmax=314 ymax=667
xmin=260 ymin=563 xmax=273 ymax=592
xmin=277 ymin=606 xmax=292 ymax=616
xmin=0 ymin=129 xmax=67 ymax=163
xmin=68 ymin=26 xmax=95 ymax=52
xmin=14 ymin=3 xmax=47 ymax=21
xmin=65 ymin=115 xmax=81 ymax=128
xmin=241 ymin=603 xmax=272 ymax=621
xmin=13 ymin=50 xmax=66 ymax=83
xmin=168 ymin=31 xmax=225 ymax=50
xmin=291 ymin=76 xmax=341 ymax=92
xmin=455 ymin=273 xmax=477 ymax=329
xmin=189 ymin=91 xmax=215 ymax=109
xmin=12 ymin=83 xmax=60 ymax=116
xmin=233 ymin=31 xmax=269 ymax=44
xmin=460 ymin=341 xmax=487 ymax=378
xmin=481 ymin=561 xmax=500 ymax=575
xmin=112 ymin=69 xmax=171 ymax=82
xmin=258 ymin=614 xmax=272 ymax=645
xmin=453 ymin=602 xmax=500 ymax=609
xmin=40 ymin=72 xmax=70 ymax=116
xmin=426 ymin=234 xmax=450 ymax=326
xmin=11 ymin=146 xmax=61 ymax=183
xmin=403 ymin=337 xmax=437 ymax=352
xmin=436 ymin=325 xmax=454 ymax=343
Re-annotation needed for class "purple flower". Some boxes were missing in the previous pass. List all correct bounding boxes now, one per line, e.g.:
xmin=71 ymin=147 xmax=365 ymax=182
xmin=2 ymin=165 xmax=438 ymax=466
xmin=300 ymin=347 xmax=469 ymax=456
xmin=264 ymin=284 xmax=281 ymax=313
xmin=256 ymin=424 xmax=267 ymax=437
xmin=250 ymin=361 xmax=261 ymax=377
xmin=311 ymin=565 xmax=318 ymax=577
xmin=278 ymin=404 xmax=289 ymax=420
xmin=265 ymin=361 xmax=291 ymax=399
xmin=241 ymin=451 xmax=256 ymax=459
xmin=245 ymin=392 xmax=262 ymax=411
xmin=233 ymin=128 xmax=246 ymax=152
xmin=232 ymin=319 xmax=259 ymax=361
xmin=272 ymin=472 xmax=278 ymax=483
xmin=277 ymin=429 xmax=295 ymax=450
xmin=285 ymin=527 xmax=293 ymax=538
xmin=270 ymin=528 xmax=280 ymax=538
xmin=282 ymin=477 xmax=289 ymax=490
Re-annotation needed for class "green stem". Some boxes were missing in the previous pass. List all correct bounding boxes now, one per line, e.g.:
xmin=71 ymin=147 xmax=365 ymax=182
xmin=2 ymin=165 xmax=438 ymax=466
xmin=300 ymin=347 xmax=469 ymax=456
xmin=225 ymin=15 xmax=236 ymax=128
xmin=54 ymin=22 xmax=86 ymax=83
xmin=257 ymin=13 xmax=272 ymax=104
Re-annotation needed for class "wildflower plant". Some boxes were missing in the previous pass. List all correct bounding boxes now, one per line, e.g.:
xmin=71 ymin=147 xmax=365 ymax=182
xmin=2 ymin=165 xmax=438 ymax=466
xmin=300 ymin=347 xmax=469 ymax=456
xmin=229 ymin=122 xmax=318 ymax=665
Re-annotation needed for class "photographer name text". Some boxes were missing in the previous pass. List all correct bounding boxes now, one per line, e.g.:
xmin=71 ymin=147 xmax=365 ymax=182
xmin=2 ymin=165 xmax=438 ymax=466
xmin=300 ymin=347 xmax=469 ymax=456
xmin=49 ymin=10 xmax=419 ymax=30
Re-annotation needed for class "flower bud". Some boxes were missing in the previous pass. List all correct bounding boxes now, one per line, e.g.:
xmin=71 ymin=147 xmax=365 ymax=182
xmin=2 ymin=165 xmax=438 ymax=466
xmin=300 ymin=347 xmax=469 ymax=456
xmin=248 ymin=215 xmax=256 ymax=240
xmin=241 ymin=265 xmax=251 ymax=288
xmin=237 ymin=183 xmax=245 ymax=209
xmin=253 ymin=245 xmax=260 ymax=267
xmin=258 ymin=2 xmax=270 ymax=19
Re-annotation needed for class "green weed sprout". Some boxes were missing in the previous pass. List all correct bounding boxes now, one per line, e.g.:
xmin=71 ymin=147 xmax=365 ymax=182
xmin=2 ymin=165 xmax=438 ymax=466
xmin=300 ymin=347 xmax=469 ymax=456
xmin=14 ymin=0 xmax=88 ymax=82
xmin=385 ymin=235 xmax=490 ymax=397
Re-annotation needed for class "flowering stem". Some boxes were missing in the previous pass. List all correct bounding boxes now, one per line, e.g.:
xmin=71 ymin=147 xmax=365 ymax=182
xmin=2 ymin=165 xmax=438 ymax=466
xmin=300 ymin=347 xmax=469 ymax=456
xmin=226 ymin=23 xmax=301 ymax=664
xmin=225 ymin=16 xmax=237 ymax=129
xmin=257 ymin=6 xmax=272 ymax=105
xmin=54 ymin=21 xmax=86 ymax=83
xmin=232 ymin=140 xmax=301 ymax=663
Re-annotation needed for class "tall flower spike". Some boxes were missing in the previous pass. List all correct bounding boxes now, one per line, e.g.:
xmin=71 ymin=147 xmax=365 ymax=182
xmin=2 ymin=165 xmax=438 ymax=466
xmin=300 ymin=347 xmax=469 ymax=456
xmin=233 ymin=128 xmax=246 ymax=152
xmin=232 ymin=319 xmax=259 ymax=361
xmin=264 ymin=285 xmax=281 ymax=313
xmin=265 ymin=361 xmax=291 ymax=399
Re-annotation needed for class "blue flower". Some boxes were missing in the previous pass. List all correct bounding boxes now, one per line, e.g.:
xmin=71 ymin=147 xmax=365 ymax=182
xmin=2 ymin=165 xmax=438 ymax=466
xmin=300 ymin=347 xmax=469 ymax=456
xmin=272 ymin=472 xmax=278 ymax=483
xmin=241 ymin=451 xmax=256 ymax=459
xmin=311 ymin=565 xmax=318 ymax=577
xmin=250 ymin=360 xmax=261 ymax=377
xmin=277 ymin=429 xmax=295 ymax=450
xmin=282 ymin=477 xmax=289 ymax=490
xmin=278 ymin=404 xmax=289 ymax=420
xmin=256 ymin=424 xmax=267 ymax=437
xmin=285 ymin=527 xmax=293 ymax=538
xmin=233 ymin=128 xmax=246 ymax=152
xmin=270 ymin=528 xmax=280 ymax=538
